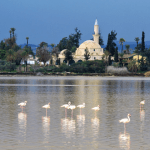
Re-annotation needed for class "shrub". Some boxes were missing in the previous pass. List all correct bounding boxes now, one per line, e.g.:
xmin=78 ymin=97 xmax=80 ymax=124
xmin=106 ymin=66 xmax=129 ymax=74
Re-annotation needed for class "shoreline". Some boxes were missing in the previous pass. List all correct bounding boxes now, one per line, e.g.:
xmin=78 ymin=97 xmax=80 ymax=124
xmin=0 ymin=72 xmax=145 ymax=77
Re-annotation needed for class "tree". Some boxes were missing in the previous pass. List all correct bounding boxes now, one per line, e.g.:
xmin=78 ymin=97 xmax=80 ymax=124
xmin=141 ymin=31 xmax=145 ymax=70
xmin=9 ymin=30 xmax=12 ymax=39
xmin=64 ymin=49 xmax=73 ymax=65
xmin=134 ymin=37 xmax=140 ymax=64
xmin=105 ymin=31 xmax=117 ymax=65
xmin=73 ymin=27 xmax=82 ymax=48
xmin=119 ymin=38 xmax=125 ymax=53
xmin=114 ymin=47 xmax=118 ymax=62
xmin=21 ymin=50 xmax=29 ymax=72
xmin=57 ymin=37 xmax=68 ymax=51
xmin=125 ymin=45 xmax=130 ymax=54
xmin=50 ymin=43 xmax=55 ymax=48
xmin=84 ymin=47 xmax=91 ymax=61
xmin=57 ymin=27 xmax=82 ymax=51
xmin=11 ymin=28 xmax=16 ymax=38
xmin=39 ymin=42 xmax=48 ymax=48
xmin=26 ymin=37 xmax=29 ymax=47
xmin=134 ymin=37 xmax=140 ymax=48
xmin=15 ymin=50 xmax=24 ymax=65
xmin=52 ymin=47 xmax=60 ymax=65
xmin=36 ymin=46 xmax=51 ymax=66
xmin=103 ymin=50 xmax=111 ymax=65
xmin=6 ymin=49 xmax=16 ymax=63
xmin=141 ymin=31 xmax=145 ymax=53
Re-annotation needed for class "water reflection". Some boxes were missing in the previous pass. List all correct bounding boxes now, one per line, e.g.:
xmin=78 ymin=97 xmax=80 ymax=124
xmin=119 ymin=132 xmax=130 ymax=150
xmin=77 ymin=115 xmax=85 ymax=136
xmin=42 ymin=116 xmax=50 ymax=143
xmin=18 ymin=112 xmax=27 ymax=139
xmin=140 ymin=109 xmax=145 ymax=122
xmin=91 ymin=117 xmax=100 ymax=136
xmin=61 ymin=118 xmax=75 ymax=138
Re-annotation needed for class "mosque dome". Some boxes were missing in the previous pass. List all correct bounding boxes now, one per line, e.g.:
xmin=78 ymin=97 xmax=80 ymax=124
xmin=79 ymin=40 xmax=101 ymax=49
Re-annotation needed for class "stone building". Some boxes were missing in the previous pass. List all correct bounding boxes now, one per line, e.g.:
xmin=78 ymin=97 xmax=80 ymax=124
xmin=59 ymin=19 xmax=104 ymax=64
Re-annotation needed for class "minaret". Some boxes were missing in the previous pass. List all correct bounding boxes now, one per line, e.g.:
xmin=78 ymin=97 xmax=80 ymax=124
xmin=93 ymin=19 xmax=100 ymax=44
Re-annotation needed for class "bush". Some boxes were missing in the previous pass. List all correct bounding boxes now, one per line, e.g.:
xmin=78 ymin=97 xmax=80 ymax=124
xmin=144 ymin=71 xmax=150 ymax=77
xmin=106 ymin=66 xmax=129 ymax=74
xmin=0 ymin=60 xmax=17 ymax=71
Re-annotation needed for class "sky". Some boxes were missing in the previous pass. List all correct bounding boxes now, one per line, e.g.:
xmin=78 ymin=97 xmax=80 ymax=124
xmin=0 ymin=0 xmax=150 ymax=46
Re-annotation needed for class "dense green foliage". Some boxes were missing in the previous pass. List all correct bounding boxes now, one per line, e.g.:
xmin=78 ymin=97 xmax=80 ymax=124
xmin=0 ymin=60 xmax=16 ymax=71
xmin=52 ymin=60 xmax=105 ymax=73
xmin=57 ymin=28 xmax=82 ymax=52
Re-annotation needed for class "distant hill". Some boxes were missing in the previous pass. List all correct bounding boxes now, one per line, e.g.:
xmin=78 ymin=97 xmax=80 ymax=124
xmin=20 ymin=41 xmax=150 ymax=54
xmin=19 ymin=44 xmax=53 ymax=54
xmin=101 ymin=41 xmax=150 ymax=53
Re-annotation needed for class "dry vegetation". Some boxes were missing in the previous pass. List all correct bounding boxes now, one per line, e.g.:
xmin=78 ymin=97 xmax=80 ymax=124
xmin=106 ymin=66 xmax=129 ymax=75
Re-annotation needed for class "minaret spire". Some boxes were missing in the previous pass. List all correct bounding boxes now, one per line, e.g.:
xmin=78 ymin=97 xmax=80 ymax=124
xmin=93 ymin=19 xmax=100 ymax=44
xmin=95 ymin=19 xmax=98 ymax=25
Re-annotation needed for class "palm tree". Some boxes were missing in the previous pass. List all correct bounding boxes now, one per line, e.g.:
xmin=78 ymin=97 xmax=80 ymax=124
xmin=119 ymin=38 xmax=125 ymax=53
xmin=134 ymin=37 xmax=140 ymax=48
xmin=134 ymin=37 xmax=140 ymax=64
xmin=26 ymin=37 xmax=29 ymax=47
xmin=11 ymin=28 xmax=16 ymax=38
xmin=9 ymin=30 xmax=12 ymax=39
xmin=21 ymin=50 xmax=28 ymax=72
xmin=125 ymin=45 xmax=130 ymax=54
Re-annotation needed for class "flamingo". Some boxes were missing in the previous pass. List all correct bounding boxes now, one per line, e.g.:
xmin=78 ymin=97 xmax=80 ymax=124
xmin=92 ymin=105 xmax=100 ymax=111
xmin=18 ymin=101 xmax=27 ymax=112
xmin=119 ymin=114 xmax=131 ymax=131
xmin=77 ymin=103 xmax=85 ymax=114
xmin=92 ymin=105 xmax=100 ymax=117
xmin=61 ymin=101 xmax=71 ymax=117
xmin=42 ymin=103 xmax=50 ymax=117
xmin=140 ymin=100 xmax=145 ymax=109
xmin=67 ymin=104 xmax=76 ymax=117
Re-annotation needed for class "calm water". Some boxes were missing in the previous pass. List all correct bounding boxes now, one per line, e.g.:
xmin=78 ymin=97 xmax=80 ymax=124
xmin=0 ymin=76 xmax=150 ymax=150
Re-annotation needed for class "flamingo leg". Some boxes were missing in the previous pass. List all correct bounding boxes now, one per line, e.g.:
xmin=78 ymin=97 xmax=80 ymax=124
xmin=65 ymin=108 xmax=67 ymax=118
xmin=46 ymin=108 xmax=47 ymax=117
xmin=80 ymin=108 xmax=81 ymax=115
xmin=71 ymin=109 xmax=73 ymax=118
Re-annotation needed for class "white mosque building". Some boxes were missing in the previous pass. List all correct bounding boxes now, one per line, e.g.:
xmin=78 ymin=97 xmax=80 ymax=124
xmin=58 ymin=19 xmax=104 ymax=64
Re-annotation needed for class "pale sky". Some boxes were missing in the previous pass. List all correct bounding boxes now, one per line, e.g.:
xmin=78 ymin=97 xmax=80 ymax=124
xmin=0 ymin=0 xmax=150 ymax=46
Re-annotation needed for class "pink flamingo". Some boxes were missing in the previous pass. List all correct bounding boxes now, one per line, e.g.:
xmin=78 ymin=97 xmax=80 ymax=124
xmin=140 ymin=100 xmax=145 ymax=110
xmin=18 ymin=101 xmax=27 ymax=112
xmin=119 ymin=114 xmax=131 ymax=132
xmin=68 ymin=104 xmax=76 ymax=117
xmin=61 ymin=101 xmax=71 ymax=117
xmin=42 ymin=103 xmax=50 ymax=117
xmin=77 ymin=103 xmax=85 ymax=115
xmin=92 ymin=105 xmax=100 ymax=117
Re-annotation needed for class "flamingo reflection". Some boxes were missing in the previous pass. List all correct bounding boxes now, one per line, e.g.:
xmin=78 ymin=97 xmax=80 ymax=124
xmin=140 ymin=109 xmax=145 ymax=122
xmin=61 ymin=118 xmax=75 ymax=138
xmin=119 ymin=132 xmax=130 ymax=150
xmin=18 ymin=112 xmax=27 ymax=138
xmin=92 ymin=105 xmax=100 ymax=117
xmin=91 ymin=117 xmax=100 ymax=136
xmin=77 ymin=103 xmax=85 ymax=115
xmin=77 ymin=115 xmax=85 ymax=135
xmin=61 ymin=101 xmax=71 ymax=117
xmin=42 ymin=116 xmax=50 ymax=142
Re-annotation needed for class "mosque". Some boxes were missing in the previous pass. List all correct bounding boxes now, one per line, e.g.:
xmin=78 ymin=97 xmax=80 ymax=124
xmin=58 ymin=19 xmax=104 ymax=64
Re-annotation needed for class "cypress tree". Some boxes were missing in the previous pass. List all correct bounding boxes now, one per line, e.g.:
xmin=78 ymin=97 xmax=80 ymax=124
xmin=114 ymin=47 xmax=118 ymax=62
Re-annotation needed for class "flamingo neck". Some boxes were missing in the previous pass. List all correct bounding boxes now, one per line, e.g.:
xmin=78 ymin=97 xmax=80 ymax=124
xmin=127 ymin=115 xmax=130 ymax=121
